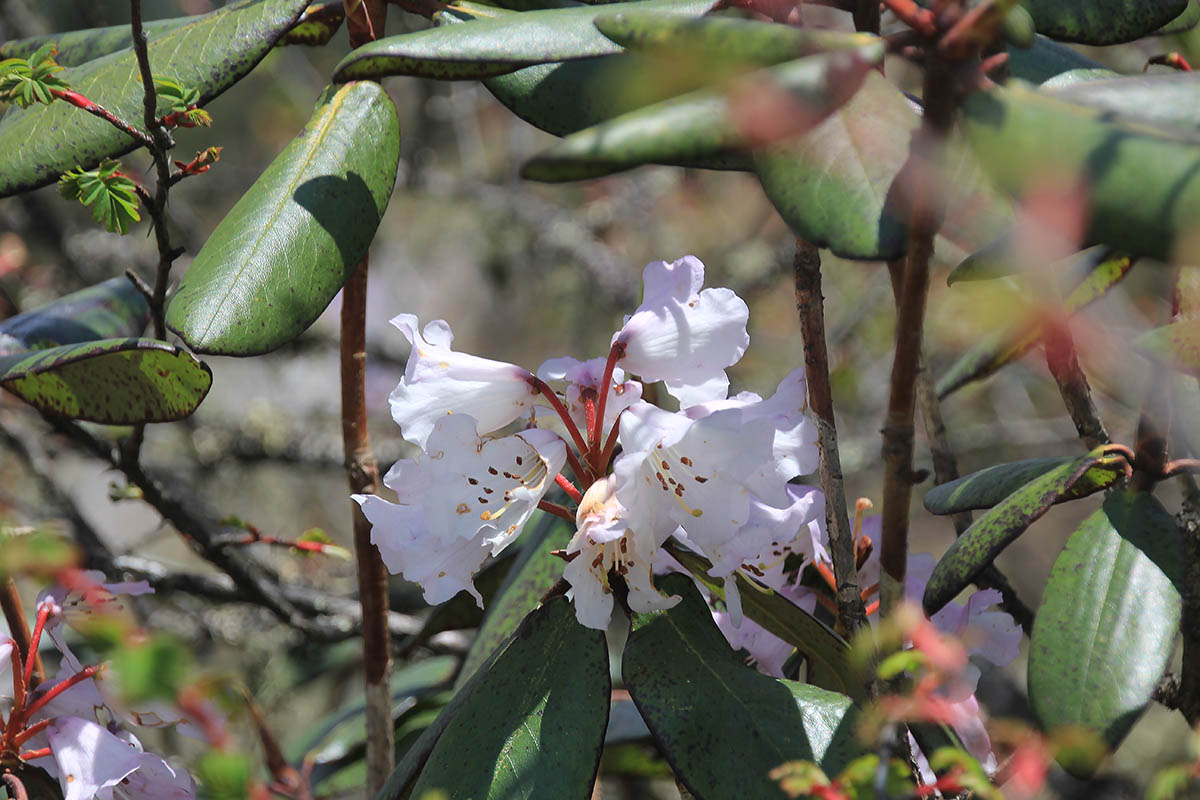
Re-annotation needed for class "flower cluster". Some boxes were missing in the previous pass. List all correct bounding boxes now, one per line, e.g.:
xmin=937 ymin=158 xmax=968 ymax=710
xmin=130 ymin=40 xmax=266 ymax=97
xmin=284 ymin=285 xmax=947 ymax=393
xmin=1 ymin=571 xmax=195 ymax=800
xmin=356 ymin=255 xmax=825 ymax=629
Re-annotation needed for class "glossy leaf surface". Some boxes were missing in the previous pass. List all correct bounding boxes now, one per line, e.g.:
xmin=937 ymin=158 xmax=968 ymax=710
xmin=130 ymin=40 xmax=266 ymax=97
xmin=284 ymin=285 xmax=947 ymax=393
xmin=520 ymin=48 xmax=881 ymax=182
xmin=937 ymin=251 xmax=1134 ymax=396
xmin=666 ymin=544 xmax=857 ymax=699
xmin=924 ymin=456 xmax=1121 ymax=515
xmin=409 ymin=596 xmax=608 ymax=800
xmin=455 ymin=514 xmax=572 ymax=688
xmin=0 ymin=338 xmax=212 ymax=423
xmin=0 ymin=0 xmax=308 ymax=197
xmin=962 ymin=85 xmax=1200 ymax=262
xmin=923 ymin=450 xmax=1104 ymax=615
xmin=332 ymin=0 xmax=717 ymax=81
xmin=0 ymin=277 xmax=148 ymax=356
xmin=624 ymin=575 xmax=863 ymax=800
xmin=166 ymin=81 xmax=399 ymax=356
xmin=1029 ymin=491 xmax=1182 ymax=760
xmin=1022 ymin=0 xmax=1187 ymax=44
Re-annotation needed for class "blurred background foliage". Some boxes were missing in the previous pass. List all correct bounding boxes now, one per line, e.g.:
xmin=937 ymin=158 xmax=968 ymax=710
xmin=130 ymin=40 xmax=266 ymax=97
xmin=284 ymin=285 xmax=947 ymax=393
xmin=1 ymin=1 xmax=1199 ymax=797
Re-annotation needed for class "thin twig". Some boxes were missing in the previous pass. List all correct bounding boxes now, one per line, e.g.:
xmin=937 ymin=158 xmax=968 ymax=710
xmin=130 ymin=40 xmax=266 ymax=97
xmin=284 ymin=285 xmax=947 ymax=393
xmin=0 ymin=579 xmax=43 ymax=687
xmin=1175 ymin=474 xmax=1200 ymax=724
xmin=1043 ymin=318 xmax=1109 ymax=450
xmin=792 ymin=240 xmax=868 ymax=635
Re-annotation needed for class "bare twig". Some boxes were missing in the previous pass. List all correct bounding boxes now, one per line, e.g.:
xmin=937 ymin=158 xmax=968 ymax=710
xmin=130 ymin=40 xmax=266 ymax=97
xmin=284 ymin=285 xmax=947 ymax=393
xmin=1043 ymin=318 xmax=1109 ymax=450
xmin=793 ymin=240 xmax=869 ymax=635
xmin=1175 ymin=474 xmax=1200 ymax=724
xmin=341 ymin=1 xmax=395 ymax=792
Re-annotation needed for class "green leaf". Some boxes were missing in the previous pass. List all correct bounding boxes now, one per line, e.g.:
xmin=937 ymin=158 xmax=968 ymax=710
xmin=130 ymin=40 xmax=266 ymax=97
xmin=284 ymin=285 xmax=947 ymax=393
xmin=962 ymin=84 xmax=1200 ymax=263
xmin=0 ymin=338 xmax=212 ymax=423
xmin=1021 ymin=0 xmax=1187 ymax=44
xmin=0 ymin=277 xmax=149 ymax=356
xmin=594 ymin=12 xmax=883 ymax=65
xmin=665 ymin=543 xmax=858 ymax=700
xmin=0 ymin=0 xmax=308 ymax=198
xmin=1048 ymin=74 xmax=1200 ymax=135
xmin=455 ymin=512 xmax=572 ymax=688
xmin=407 ymin=595 xmax=608 ymax=800
xmin=1157 ymin=0 xmax=1200 ymax=32
xmin=165 ymin=81 xmax=398 ymax=356
xmin=278 ymin=1 xmax=345 ymax=46
xmin=623 ymin=574 xmax=864 ymax=800
xmin=1006 ymin=35 xmax=1111 ymax=85
xmin=754 ymin=71 xmax=1010 ymax=261
xmin=401 ymin=548 xmax=518 ymax=651
xmin=924 ymin=456 xmax=1121 ymax=515
xmin=520 ymin=49 xmax=881 ymax=183
xmin=923 ymin=449 xmax=1104 ymax=616
xmin=937 ymin=250 xmax=1134 ymax=396
xmin=332 ymin=0 xmax=717 ymax=82
xmin=196 ymin=751 xmax=252 ymax=800
xmin=58 ymin=160 xmax=143 ymax=234
xmin=1028 ymin=490 xmax=1182 ymax=763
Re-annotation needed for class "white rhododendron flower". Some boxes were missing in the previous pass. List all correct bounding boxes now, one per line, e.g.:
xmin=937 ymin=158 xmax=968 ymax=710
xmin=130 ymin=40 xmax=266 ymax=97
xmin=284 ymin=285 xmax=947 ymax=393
xmin=360 ymin=254 xmax=827 ymax=629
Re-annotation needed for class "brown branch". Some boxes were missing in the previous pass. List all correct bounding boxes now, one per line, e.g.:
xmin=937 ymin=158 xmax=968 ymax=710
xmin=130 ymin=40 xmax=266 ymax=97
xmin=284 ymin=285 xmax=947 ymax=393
xmin=793 ymin=240 xmax=869 ymax=635
xmin=0 ymin=578 xmax=43 ymax=687
xmin=341 ymin=4 xmax=394 ymax=789
xmin=852 ymin=0 xmax=881 ymax=34
xmin=1175 ymin=475 xmax=1200 ymax=724
xmin=879 ymin=35 xmax=963 ymax=615
xmin=1043 ymin=318 xmax=1109 ymax=450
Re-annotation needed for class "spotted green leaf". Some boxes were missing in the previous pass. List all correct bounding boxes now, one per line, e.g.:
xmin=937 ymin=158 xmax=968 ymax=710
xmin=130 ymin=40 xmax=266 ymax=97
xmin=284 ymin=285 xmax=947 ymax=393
xmin=624 ymin=574 xmax=864 ymax=800
xmin=165 ymin=81 xmax=399 ymax=356
xmin=1029 ymin=491 xmax=1182 ymax=765
xmin=0 ymin=277 xmax=149 ymax=356
xmin=332 ymin=0 xmax=717 ymax=82
xmin=0 ymin=338 xmax=212 ymax=423
xmin=924 ymin=456 xmax=1123 ymax=515
xmin=0 ymin=0 xmax=308 ymax=197
xmin=923 ymin=449 xmax=1105 ymax=616
xmin=1021 ymin=0 xmax=1187 ymax=44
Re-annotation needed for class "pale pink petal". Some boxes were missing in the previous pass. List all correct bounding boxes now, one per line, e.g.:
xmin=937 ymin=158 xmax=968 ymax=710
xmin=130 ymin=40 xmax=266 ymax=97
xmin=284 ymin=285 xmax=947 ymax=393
xmin=111 ymin=753 xmax=196 ymax=799
xmin=46 ymin=717 xmax=141 ymax=800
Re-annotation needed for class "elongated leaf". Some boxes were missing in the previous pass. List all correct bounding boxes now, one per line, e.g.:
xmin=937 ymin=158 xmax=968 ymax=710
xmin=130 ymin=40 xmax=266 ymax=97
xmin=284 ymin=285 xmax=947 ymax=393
xmin=923 ymin=450 xmax=1104 ymax=615
xmin=520 ymin=48 xmax=880 ymax=182
xmin=409 ymin=595 xmax=608 ymax=800
xmin=1048 ymin=74 xmax=1200 ymax=135
xmin=624 ymin=575 xmax=863 ymax=800
xmin=455 ymin=512 xmax=572 ymax=687
xmin=1158 ymin=0 xmax=1200 ymax=32
xmin=332 ymin=0 xmax=717 ymax=81
xmin=0 ymin=277 xmax=148 ymax=356
xmin=937 ymin=251 xmax=1134 ymax=396
xmin=0 ymin=338 xmax=212 ymax=423
xmin=1007 ymin=34 xmax=1109 ymax=84
xmin=1029 ymin=491 xmax=1182 ymax=764
xmin=665 ymin=543 xmax=858 ymax=700
xmin=165 ymin=81 xmax=398 ymax=356
xmin=0 ymin=0 xmax=308 ymax=197
xmin=924 ymin=456 xmax=1121 ymax=515
xmin=595 ymin=12 xmax=882 ymax=64
xmin=963 ymin=85 xmax=1200 ymax=262
xmin=0 ymin=2 xmax=341 ymax=66
xmin=1022 ymin=0 xmax=1187 ymax=44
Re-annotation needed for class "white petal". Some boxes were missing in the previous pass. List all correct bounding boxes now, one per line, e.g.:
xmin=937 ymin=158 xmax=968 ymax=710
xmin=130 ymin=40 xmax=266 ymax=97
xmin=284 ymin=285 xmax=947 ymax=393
xmin=47 ymin=717 xmax=141 ymax=800
xmin=388 ymin=314 xmax=537 ymax=447
xmin=537 ymin=356 xmax=642 ymax=437
xmin=112 ymin=753 xmax=196 ymax=800
xmin=613 ymin=256 xmax=749 ymax=407
xmin=357 ymin=494 xmax=489 ymax=608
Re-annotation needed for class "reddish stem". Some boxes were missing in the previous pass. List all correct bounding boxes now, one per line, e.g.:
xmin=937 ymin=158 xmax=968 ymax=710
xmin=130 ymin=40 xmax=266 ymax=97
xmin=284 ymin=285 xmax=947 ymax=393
xmin=881 ymin=0 xmax=936 ymax=35
xmin=591 ymin=342 xmax=625 ymax=466
xmin=49 ymin=89 xmax=153 ymax=147
xmin=1 ymin=580 xmax=42 ymax=689
xmin=538 ymin=500 xmax=575 ymax=523
xmin=532 ymin=377 xmax=592 ymax=463
xmin=596 ymin=417 xmax=623 ymax=474
xmin=22 ymin=665 xmax=102 ymax=721
xmin=17 ymin=747 xmax=50 ymax=761
xmin=554 ymin=473 xmax=584 ymax=503
xmin=21 ymin=606 xmax=50 ymax=692
xmin=10 ymin=718 xmax=50 ymax=748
